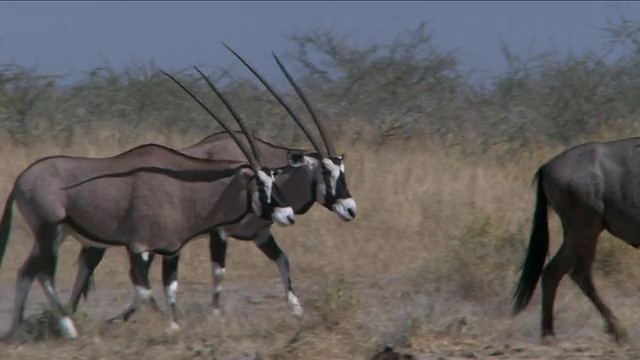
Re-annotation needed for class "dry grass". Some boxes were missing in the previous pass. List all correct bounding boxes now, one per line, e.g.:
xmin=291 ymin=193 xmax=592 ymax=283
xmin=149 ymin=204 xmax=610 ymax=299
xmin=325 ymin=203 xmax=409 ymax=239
xmin=0 ymin=129 xmax=640 ymax=359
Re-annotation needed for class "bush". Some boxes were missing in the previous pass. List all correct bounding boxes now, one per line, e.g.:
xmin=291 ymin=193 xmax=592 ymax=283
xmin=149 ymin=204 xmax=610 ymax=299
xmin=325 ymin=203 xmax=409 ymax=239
xmin=3 ymin=15 xmax=640 ymax=155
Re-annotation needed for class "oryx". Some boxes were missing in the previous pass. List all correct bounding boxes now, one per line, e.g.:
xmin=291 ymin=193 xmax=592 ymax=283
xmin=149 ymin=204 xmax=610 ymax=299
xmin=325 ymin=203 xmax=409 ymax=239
xmin=0 ymin=66 xmax=307 ymax=344
xmin=512 ymin=137 xmax=640 ymax=344
xmin=68 ymin=46 xmax=357 ymax=320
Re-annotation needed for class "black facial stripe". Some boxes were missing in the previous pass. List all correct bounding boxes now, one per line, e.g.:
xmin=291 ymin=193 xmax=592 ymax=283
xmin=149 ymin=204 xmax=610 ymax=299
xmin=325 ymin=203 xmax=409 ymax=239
xmin=253 ymin=174 xmax=276 ymax=221
xmin=318 ymin=158 xmax=348 ymax=208
xmin=334 ymin=172 xmax=350 ymax=198
xmin=320 ymin=171 xmax=340 ymax=207
xmin=260 ymin=176 xmax=289 ymax=221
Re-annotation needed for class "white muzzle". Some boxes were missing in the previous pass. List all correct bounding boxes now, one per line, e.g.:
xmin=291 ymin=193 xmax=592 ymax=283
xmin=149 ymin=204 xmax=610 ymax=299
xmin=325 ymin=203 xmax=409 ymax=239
xmin=333 ymin=198 xmax=357 ymax=221
xmin=272 ymin=206 xmax=295 ymax=226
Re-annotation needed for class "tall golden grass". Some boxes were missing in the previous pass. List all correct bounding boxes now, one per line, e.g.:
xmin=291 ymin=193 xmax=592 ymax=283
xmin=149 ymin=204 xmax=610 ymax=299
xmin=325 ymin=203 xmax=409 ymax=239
xmin=0 ymin=128 xmax=640 ymax=359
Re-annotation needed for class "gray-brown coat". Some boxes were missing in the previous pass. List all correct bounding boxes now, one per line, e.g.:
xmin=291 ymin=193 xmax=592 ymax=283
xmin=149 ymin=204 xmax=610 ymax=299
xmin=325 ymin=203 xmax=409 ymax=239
xmin=68 ymin=46 xmax=357 ymax=321
xmin=512 ymin=137 xmax=640 ymax=344
xmin=0 ymin=65 xmax=302 ymax=344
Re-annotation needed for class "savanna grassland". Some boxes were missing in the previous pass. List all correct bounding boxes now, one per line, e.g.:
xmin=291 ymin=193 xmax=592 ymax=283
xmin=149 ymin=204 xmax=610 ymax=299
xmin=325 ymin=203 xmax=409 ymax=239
xmin=3 ymin=20 xmax=640 ymax=360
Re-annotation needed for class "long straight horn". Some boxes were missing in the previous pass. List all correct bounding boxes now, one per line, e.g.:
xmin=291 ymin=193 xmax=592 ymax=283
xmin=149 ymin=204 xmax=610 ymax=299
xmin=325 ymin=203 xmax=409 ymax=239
xmin=272 ymin=52 xmax=337 ymax=157
xmin=160 ymin=70 xmax=260 ymax=170
xmin=193 ymin=66 xmax=265 ymax=166
xmin=222 ymin=42 xmax=326 ymax=157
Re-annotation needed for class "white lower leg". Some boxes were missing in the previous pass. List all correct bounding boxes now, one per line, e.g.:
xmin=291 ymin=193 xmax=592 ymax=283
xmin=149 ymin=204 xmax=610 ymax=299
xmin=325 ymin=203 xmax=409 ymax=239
xmin=164 ymin=280 xmax=180 ymax=331
xmin=59 ymin=316 xmax=78 ymax=339
xmin=287 ymin=291 xmax=303 ymax=317
xmin=213 ymin=267 xmax=226 ymax=293
xmin=124 ymin=285 xmax=151 ymax=314
xmin=164 ymin=281 xmax=178 ymax=308
xmin=40 ymin=279 xmax=80 ymax=339
xmin=211 ymin=264 xmax=225 ymax=316
xmin=135 ymin=286 xmax=152 ymax=301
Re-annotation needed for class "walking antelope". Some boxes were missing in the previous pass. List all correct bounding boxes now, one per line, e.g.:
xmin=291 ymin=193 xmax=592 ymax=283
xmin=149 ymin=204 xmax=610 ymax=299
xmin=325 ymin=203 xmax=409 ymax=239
xmin=512 ymin=137 xmax=640 ymax=344
xmin=0 ymin=66 xmax=307 ymax=344
xmin=68 ymin=46 xmax=357 ymax=319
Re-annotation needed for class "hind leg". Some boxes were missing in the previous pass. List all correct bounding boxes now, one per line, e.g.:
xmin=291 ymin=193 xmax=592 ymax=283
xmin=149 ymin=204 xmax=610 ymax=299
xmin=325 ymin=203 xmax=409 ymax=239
xmin=68 ymin=246 xmax=107 ymax=313
xmin=2 ymin=224 xmax=74 ymax=343
xmin=540 ymin=242 xmax=574 ymax=341
xmin=1 ymin=244 xmax=42 ymax=343
xmin=36 ymin=225 xmax=78 ymax=339
xmin=569 ymin=237 xmax=626 ymax=344
xmin=541 ymin=219 xmax=604 ymax=342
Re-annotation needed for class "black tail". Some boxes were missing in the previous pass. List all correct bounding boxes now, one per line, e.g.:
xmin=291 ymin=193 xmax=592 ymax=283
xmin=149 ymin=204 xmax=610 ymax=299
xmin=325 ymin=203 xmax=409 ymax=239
xmin=81 ymin=275 xmax=96 ymax=301
xmin=512 ymin=167 xmax=549 ymax=315
xmin=0 ymin=189 xmax=15 ymax=269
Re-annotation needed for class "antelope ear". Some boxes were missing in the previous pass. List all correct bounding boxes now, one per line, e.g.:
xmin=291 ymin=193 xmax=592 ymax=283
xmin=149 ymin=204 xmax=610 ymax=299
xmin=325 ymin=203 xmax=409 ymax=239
xmin=339 ymin=153 xmax=346 ymax=160
xmin=286 ymin=151 xmax=312 ymax=167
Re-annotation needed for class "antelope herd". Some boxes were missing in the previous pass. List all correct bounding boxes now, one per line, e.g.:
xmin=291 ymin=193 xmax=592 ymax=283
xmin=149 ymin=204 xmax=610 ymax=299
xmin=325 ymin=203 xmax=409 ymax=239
xmin=0 ymin=46 xmax=355 ymax=343
xmin=0 ymin=43 xmax=639 ymax=350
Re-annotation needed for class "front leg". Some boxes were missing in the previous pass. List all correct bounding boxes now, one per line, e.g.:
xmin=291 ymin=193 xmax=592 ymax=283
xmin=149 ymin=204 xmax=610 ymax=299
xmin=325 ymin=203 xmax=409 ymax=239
xmin=254 ymin=229 xmax=302 ymax=317
xmin=209 ymin=229 xmax=228 ymax=317
xmin=108 ymin=251 xmax=162 ymax=323
xmin=162 ymin=253 xmax=180 ymax=330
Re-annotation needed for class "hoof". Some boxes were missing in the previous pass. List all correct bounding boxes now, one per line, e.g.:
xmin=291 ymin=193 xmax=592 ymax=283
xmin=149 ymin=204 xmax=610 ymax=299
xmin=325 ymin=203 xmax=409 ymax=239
xmin=541 ymin=334 xmax=557 ymax=346
xmin=211 ymin=308 xmax=226 ymax=324
xmin=287 ymin=292 xmax=303 ymax=318
xmin=106 ymin=314 xmax=126 ymax=325
xmin=607 ymin=325 xmax=628 ymax=346
xmin=59 ymin=317 xmax=79 ymax=340
xmin=0 ymin=328 xmax=28 ymax=344
xmin=107 ymin=307 xmax=136 ymax=324
xmin=168 ymin=321 xmax=181 ymax=332
xmin=292 ymin=305 xmax=304 ymax=318
xmin=211 ymin=308 xmax=223 ymax=318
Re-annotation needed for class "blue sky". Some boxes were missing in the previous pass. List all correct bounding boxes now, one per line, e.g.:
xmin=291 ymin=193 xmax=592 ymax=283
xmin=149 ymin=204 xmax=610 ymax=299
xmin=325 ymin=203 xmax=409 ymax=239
xmin=0 ymin=2 xmax=637 ymax=83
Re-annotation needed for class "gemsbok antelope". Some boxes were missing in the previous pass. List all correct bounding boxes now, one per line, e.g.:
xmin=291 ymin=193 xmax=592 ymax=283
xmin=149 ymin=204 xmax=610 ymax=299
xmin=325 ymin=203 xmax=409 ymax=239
xmin=512 ymin=137 xmax=640 ymax=344
xmin=0 ymin=66 xmax=306 ymax=344
xmin=68 ymin=45 xmax=357 ymax=321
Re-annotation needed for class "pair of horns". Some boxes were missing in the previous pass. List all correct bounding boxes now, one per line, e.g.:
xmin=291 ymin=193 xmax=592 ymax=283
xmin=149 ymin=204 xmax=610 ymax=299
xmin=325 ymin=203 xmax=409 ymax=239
xmin=161 ymin=69 xmax=264 ymax=171
xmin=162 ymin=42 xmax=337 ymax=170
xmin=222 ymin=42 xmax=337 ymax=158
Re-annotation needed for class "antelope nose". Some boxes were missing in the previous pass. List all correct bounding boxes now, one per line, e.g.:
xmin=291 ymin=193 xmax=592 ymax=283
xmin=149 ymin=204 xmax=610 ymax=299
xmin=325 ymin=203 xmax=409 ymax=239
xmin=347 ymin=208 xmax=356 ymax=219
xmin=288 ymin=215 xmax=295 ymax=225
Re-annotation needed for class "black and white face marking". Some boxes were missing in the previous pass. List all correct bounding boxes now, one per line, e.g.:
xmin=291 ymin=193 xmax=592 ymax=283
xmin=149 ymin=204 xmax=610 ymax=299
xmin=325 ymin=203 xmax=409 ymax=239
xmin=320 ymin=157 xmax=342 ymax=196
xmin=285 ymin=150 xmax=357 ymax=221
xmin=253 ymin=168 xmax=295 ymax=226
xmin=318 ymin=155 xmax=357 ymax=222
xmin=256 ymin=169 xmax=274 ymax=204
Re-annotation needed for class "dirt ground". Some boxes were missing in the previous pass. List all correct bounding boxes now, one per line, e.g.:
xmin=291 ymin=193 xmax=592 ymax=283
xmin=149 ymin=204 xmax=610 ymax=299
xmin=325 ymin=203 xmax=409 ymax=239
xmin=0 ymin=237 xmax=640 ymax=360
